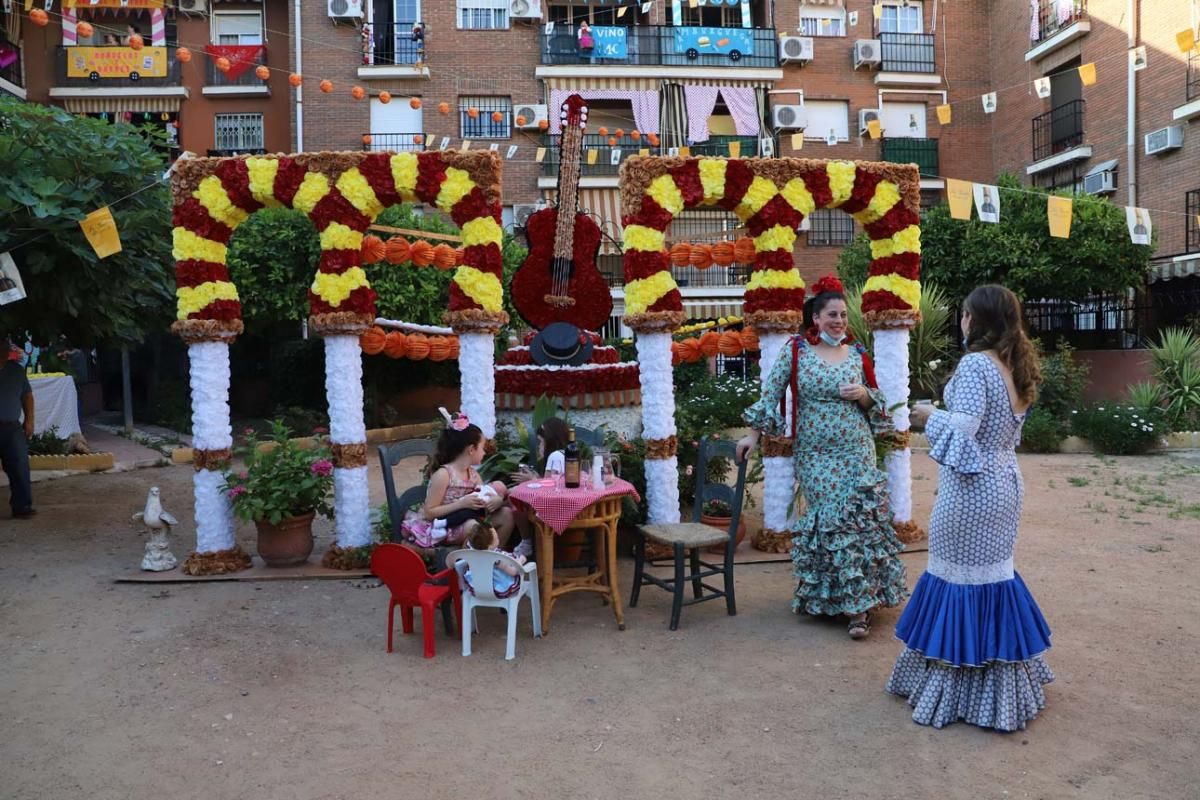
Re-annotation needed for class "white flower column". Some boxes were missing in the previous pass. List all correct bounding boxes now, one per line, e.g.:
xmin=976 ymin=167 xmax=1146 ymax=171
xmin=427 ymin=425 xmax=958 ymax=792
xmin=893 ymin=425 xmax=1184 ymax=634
xmin=872 ymin=327 xmax=913 ymax=526
xmin=757 ymin=332 xmax=796 ymax=535
xmin=324 ymin=335 xmax=371 ymax=548
xmin=458 ymin=332 xmax=497 ymax=439
xmin=188 ymin=341 xmax=236 ymax=554
xmin=637 ymin=332 xmax=680 ymax=524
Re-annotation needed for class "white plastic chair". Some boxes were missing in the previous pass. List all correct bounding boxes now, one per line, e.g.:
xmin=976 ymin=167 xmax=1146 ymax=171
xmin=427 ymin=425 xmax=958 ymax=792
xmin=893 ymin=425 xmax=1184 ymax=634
xmin=447 ymin=549 xmax=542 ymax=660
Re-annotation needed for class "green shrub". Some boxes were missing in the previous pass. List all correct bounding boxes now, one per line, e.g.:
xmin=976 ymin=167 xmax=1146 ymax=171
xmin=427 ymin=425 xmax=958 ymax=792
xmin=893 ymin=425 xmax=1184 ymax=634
xmin=28 ymin=426 xmax=70 ymax=456
xmin=1037 ymin=341 xmax=1089 ymax=424
xmin=1019 ymin=407 xmax=1066 ymax=453
xmin=1071 ymin=404 xmax=1163 ymax=455
xmin=1148 ymin=328 xmax=1200 ymax=432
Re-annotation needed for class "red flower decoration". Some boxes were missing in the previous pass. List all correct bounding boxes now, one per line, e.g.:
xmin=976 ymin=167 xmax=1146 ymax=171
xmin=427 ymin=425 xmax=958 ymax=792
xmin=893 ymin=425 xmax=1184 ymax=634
xmin=319 ymin=248 xmax=362 ymax=273
xmin=869 ymin=253 xmax=920 ymax=281
xmin=799 ymin=169 xmax=833 ymax=209
xmin=310 ymin=189 xmax=370 ymax=233
xmin=176 ymin=260 xmax=230 ymax=287
xmin=744 ymin=287 xmax=805 ymax=313
xmin=839 ymin=169 xmax=884 ymax=216
xmin=865 ymin=202 xmax=920 ymax=240
xmin=646 ymin=288 xmax=683 ymax=313
xmin=461 ymin=243 xmax=503 ymax=276
xmin=415 ymin=152 xmax=448 ymax=205
xmin=173 ymin=198 xmax=235 ymax=245
xmin=627 ymin=194 xmax=673 ymax=232
xmin=358 ymin=153 xmax=400 ymax=207
xmin=448 ymin=281 xmax=480 ymax=311
xmin=717 ymin=161 xmax=754 ymax=212
xmin=272 ymin=158 xmax=308 ymax=208
xmin=755 ymin=250 xmax=793 ymax=271
xmin=190 ymin=298 xmax=242 ymax=321
xmin=213 ymin=159 xmax=261 ymax=215
xmin=495 ymin=364 xmax=640 ymax=396
xmin=746 ymin=194 xmax=802 ymax=238
xmin=668 ymin=160 xmax=704 ymax=208
xmin=449 ymin=186 xmax=492 ymax=227
xmin=811 ymin=274 xmax=845 ymax=296
xmin=861 ymin=290 xmax=913 ymax=313
xmin=308 ymin=285 xmax=377 ymax=316
xmin=624 ymin=249 xmax=669 ymax=282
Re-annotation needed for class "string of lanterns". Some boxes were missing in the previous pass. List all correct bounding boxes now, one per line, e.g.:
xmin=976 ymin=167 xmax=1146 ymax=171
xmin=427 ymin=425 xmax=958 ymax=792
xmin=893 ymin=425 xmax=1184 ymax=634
xmin=359 ymin=234 xmax=463 ymax=270
xmin=359 ymin=326 xmax=460 ymax=361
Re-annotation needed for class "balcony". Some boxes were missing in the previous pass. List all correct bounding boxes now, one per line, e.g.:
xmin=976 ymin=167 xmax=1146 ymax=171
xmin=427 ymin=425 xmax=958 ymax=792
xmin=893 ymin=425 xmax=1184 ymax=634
xmin=539 ymin=134 xmax=764 ymax=179
xmin=1190 ymin=52 xmax=1200 ymax=102
xmin=53 ymin=45 xmax=182 ymax=88
xmin=360 ymin=132 xmax=427 ymax=152
xmin=1026 ymin=0 xmax=1089 ymax=61
xmin=881 ymin=138 xmax=939 ymax=178
xmin=539 ymin=25 xmax=780 ymax=69
xmin=1031 ymin=99 xmax=1086 ymax=164
xmin=1187 ymin=189 xmax=1200 ymax=254
xmin=203 ymin=56 xmax=269 ymax=97
xmin=360 ymin=21 xmax=428 ymax=80
xmin=879 ymin=32 xmax=935 ymax=74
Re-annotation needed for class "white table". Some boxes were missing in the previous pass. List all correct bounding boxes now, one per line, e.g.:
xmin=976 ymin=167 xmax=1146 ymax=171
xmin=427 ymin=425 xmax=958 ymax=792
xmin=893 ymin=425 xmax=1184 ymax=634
xmin=28 ymin=375 xmax=81 ymax=438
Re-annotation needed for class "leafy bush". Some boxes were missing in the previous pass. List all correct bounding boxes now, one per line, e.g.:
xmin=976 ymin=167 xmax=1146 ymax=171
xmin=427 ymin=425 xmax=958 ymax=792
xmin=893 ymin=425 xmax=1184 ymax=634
xmin=1037 ymin=341 xmax=1089 ymax=424
xmin=223 ymin=421 xmax=335 ymax=524
xmin=1148 ymin=328 xmax=1200 ymax=432
xmin=1071 ymin=404 xmax=1163 ymax=455
xmin=1126 ymin=381 xmax=1164 ymax=415
xmin=1019 ymin=407 xmax=1066 ymax=453
xmin=226 ymin=208 xmax=320 ymax=330
xmin=28 ymin=426 xmax=69 ymax=456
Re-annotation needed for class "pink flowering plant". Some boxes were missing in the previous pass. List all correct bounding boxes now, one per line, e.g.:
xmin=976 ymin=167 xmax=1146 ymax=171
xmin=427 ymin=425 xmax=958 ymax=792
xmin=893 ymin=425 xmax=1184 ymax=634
xmin=222 ymin=420 xmax=335 ymax=524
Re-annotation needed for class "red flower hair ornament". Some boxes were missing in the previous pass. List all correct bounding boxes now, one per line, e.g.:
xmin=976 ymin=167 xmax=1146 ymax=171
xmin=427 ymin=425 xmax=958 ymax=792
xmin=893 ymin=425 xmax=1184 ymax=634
xmin=810 ymin=274 xmax=845 ymax=296
xmin=438 ymin=407 xmax=471 ymax=431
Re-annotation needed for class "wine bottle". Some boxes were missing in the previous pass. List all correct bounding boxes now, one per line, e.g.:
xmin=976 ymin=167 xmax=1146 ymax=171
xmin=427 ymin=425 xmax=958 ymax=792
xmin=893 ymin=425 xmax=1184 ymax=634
xmin=564 ymin=427 xmax=580 ymax=489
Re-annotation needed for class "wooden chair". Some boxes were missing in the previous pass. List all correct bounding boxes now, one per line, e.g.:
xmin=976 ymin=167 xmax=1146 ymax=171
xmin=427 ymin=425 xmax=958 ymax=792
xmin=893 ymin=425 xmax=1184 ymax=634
xmin=629 ymin=437 xmax=748 ymax=630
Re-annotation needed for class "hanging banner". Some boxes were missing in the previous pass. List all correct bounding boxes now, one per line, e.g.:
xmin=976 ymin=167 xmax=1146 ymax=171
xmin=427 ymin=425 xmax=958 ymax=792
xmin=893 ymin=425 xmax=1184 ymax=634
xmin=936 ymin=104 xmax=951 ymax=125
xmin=866 ymin=119 xmax=881 ymax=139
xmin=1177 ymin=28 xmax=1196 ymax=54
xmin=1131 ymin=46 xmax=1147 ymax=71
xmin=1034 ymin=77 xmax=1051 ymax=99
xmin=1078 ymin=62 xmax=1097 ymax=86
xmin=673 ymin=26 xmax=754 ymax=58
xmin=592 ymin=26 xmax=629 ymax=59
xmin=79 ymin=206 xmax=122 ymax=259
xmin=981 ymin=92 xmax=997 ymax=113
xmin=947 ymin=179 xmax=974 ymax=221
xmin=973 ymin=184 xmax=1000 ymax=224
xmin=0 ymin=252 xmax=27 ymax=306
xmin=1126 ymin=207 xmax=1152 ymax=246
xmin=1047 ymin=196 xmax=1073 ymax=239
xmin=790 ymin=132 xmax=803 ymax=151
xmin=66 ymin=46 xmax=167 ymax=79
xmin=204 ymin=44 xmax=265 ymax=81
xmin=727 ymin=140 xmax=740 ymax=158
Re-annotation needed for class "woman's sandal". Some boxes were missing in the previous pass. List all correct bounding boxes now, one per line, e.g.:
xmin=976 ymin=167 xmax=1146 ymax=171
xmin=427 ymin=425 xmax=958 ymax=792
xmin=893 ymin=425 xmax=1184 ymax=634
xmin=847 ymin=613 xmax=871 ymax=640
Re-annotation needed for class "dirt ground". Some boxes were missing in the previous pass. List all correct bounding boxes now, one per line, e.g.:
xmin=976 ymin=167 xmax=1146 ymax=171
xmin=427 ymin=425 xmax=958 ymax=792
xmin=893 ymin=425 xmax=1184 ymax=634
xmin=1 ymin=451 xmax=1198 ymax=800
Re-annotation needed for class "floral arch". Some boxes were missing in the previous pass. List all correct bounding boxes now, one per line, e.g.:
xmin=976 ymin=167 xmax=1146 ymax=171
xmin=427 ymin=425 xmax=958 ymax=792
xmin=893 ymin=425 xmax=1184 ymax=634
xmin=619 ymin=157 xmax=923 ymax=545
xmin=170 ymin=150 xmax=507 ymax=573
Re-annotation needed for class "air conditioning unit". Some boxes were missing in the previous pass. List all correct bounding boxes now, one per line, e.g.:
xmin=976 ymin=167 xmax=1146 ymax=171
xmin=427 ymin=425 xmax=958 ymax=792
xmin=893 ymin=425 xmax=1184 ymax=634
xmin=177 ymin=0 xmax=207 ymax=13
xmin=778 ymin=36 xmax=814 ymax=65
xmin=858 ymin=108 xmax=881 ymax=133
xmin=512 ymin=204 xmax=540 ymax=228
xmin=1144 ymin=125 xmax=1183 ymax=156
xmin=1082 ymin=169 xmax=1116 ymax=195
xmin=514 ymin=104 xmax=549 ymax=129
xmin=327 ymin=0 xmax=363 ymax=19
xmin=771 ymin=104 xmax=807 ymax=130
xmin=509 ymin=0 xmax=543 ymax=20
xmin=854 ymin=39 xmax=881 ymax=69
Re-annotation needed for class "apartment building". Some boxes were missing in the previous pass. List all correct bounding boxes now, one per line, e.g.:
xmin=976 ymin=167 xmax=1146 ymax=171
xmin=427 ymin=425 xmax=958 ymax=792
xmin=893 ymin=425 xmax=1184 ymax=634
xmin=7 ymin=0 xmax=291 ymax=157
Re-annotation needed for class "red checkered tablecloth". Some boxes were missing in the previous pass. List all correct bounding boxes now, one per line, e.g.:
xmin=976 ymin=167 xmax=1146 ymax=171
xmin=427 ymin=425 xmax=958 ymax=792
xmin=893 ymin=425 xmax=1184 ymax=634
xmin=509 ymin=478 xmax=640 ymax=535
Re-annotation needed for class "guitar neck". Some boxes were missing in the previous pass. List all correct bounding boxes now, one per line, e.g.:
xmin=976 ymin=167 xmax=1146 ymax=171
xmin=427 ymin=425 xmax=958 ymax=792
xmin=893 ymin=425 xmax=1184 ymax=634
xmin=553 ymin=124 xmax=585 ymax=262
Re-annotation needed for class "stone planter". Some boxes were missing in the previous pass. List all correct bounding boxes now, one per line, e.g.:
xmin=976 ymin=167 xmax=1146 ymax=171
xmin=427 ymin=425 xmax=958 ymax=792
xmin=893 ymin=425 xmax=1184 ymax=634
xmin=29 ymin=452 xmax=114 ymax=472
xmin=702 ymin=514 xmax=747 ymax=554
xmin=255 ymin=511 xmax=316 ymax=566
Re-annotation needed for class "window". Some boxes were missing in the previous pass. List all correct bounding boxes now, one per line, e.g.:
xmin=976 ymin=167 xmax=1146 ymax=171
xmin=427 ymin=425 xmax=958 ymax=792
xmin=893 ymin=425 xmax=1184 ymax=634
xmin=680 ymin=3 xmax=743 ymax=26
xmin=799 ymin=5 xmax=846 ymax=37
xmin=214 ymin=113 xmax=264 ymax=152
xmin=212 ymin=12 xmax=263 ymax=45
xmin=803 ymin=100 xmax=850 ymax=142
xmin=457 ymin=0 xmax=509 ymax=30
xmin=880 ymin=1 xmax=923 ymax=34
xmin=459 ymin=96 xmax=511 ymax=139
xmin=806 ymin=209 xmax=854 ymax=246
xmin=548 ymin=3 xmax=625 ymax=24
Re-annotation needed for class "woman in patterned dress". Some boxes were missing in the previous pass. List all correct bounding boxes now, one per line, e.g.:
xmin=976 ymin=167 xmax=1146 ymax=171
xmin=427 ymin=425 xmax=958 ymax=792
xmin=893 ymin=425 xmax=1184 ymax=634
xmin=889 ymin=285 xmax=1053 ymax=731
xmin=738 ymin=277 xmax=908 ymax=638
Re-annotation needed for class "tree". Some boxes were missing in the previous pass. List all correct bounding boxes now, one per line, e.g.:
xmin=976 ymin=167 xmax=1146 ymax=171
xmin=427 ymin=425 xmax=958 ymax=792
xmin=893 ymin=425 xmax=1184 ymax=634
xmin=0 ymin=97 xmax=174 ymax=345
xmin=837 ymin=174 xmax=1152 ymax=303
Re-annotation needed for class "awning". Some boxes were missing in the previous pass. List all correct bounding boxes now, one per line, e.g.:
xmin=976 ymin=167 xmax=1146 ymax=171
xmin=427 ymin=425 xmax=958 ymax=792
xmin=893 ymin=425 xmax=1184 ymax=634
xmin=542 ymin=187 xmax=625 ymax=255
xmin=683 ymin=300 xmax=743 ymax=320
xmin=542 ymin=76 xmax=660 ymax=91
xmin=1150 ymin=254 xmax=1200 ymax=283
xmin=61 ymin=95 xmax=183 ymax=113
xmin=1086 ymin=159 xmax=1119 ymax=176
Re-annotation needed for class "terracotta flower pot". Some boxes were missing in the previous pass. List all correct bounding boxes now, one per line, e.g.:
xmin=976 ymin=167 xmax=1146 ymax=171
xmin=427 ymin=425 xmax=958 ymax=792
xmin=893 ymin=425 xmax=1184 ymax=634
xmin=702 ymin=514 xmax=746 ymax=554
xmin=255 ymin=511 xmax=316 ymax=566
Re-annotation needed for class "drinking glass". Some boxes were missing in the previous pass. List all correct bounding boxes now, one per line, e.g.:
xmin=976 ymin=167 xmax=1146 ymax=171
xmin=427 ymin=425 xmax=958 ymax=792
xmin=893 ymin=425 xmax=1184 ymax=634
xmin=548 ymin=465 xmax=564 ymax=493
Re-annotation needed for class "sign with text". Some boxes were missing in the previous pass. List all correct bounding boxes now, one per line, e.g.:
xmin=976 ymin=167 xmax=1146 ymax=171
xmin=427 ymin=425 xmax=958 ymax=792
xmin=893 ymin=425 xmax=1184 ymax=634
xmin=672 ymin=26 xmax=754 ymax=57
xmin=67 ymin=46 xmax=167 ymax=79
xmin=591 ymin=26 xmax=629 ymax=59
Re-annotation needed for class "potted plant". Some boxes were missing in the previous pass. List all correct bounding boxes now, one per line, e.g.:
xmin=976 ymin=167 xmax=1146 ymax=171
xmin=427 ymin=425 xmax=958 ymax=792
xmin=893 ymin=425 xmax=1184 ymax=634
xmin=701 ymin=497 xmax=746 ymax=554
xmin=223 ymin=421 xmax=335 ymax=566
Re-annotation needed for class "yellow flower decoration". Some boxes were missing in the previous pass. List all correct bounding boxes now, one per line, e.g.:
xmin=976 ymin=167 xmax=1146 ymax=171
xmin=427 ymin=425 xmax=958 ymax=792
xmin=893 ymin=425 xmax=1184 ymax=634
xmin=753 ymin=224 xmax=797 ymax=253
xmin=172 ymin=227 xmax=227 ymax=263
xmin=311 ymin=267 xmax=369 ymax=307
xmin=194 ymin=175 xmax=249 ymax=228
xmin=336 ymin=168 xmax=384 ymax=219
xmin=646 ymin=174 xmax=685 ymax=215
xmin=698 ymin=159 xmax=727 ymax=205
xmin=869 ymin=224 xmax=922 ymax=259
xmin=746 ymin=268 xmax=805 ymax=293
xmin=435 ymin=167 xmax=476 ymax=213
xmin=780 ymin=177 xmax=816 ymax=217
xmin=461 ymin=216 xmax=503 ymax=249
xmin=625 ymin=270 xmax=678 ymax=315
xmin=390 ymin=152 xmax=419 ymax=200
xmin=292 ymin=171 xmax=331 ymax=215
xmin=735 ymin=176 xmax=777 ymax=221
xmin=319 ymin=221 xmax=364 ymax=252
xmin=176 ymin=281 xmax=239 ymax=320
xmin=826 ymin=161 xmax=857 ymax=208
xmin=857 ymin=180 xmax=901 ymax=225
xmin=864 ymin=273 xmax=920 ymax=310
xmin=452 ymin=266 xmax=503 ymax=312
xmin=624 ymin=224 xmax=666 ymax=253
xmin=246 ymin=158 xmax=281 ymax=208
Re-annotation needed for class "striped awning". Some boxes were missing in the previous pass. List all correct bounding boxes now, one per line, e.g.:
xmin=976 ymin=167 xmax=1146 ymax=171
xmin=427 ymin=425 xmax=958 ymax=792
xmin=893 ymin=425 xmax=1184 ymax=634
xmin=542 ymin=76 xmax=660 ymax=91
xmin=1150 ymin=254 xmax=1200 ymax=283
xmin=542 ymin=187 xmax=625 ymax=255
xmin=61 ymin=95 xmax=183 ymax=113
xmin=683 ymin=300 xmax=743 ymax=320
xmin=671 ymin=77 xmax=775 ymax=88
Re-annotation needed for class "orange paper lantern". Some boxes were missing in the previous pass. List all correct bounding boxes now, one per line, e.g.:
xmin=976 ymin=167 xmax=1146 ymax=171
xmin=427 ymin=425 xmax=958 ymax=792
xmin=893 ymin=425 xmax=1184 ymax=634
xmin=383 ymin=331 xmax=408 ymax=359
xmin=733 ymin=237 xmax=756 ymax=264
xmin=409 ymin=97 xmax=421 ymax=109
xmin=453 ymin=248 xmax=465 ymax=266
xmin=647 ymin=133 xmax=660 ymax=146
xmin=669 ymin=242 xmax=692 ymax=267
xmin=671 ymin=341 xmax=683 ymax=366
xmin=699 ymin=331 xmax=720 ymax=358
xmin=712 ymin=240 xmax=735 ymax=267
xmin=378 ymin=91 xmax=391 ymax=104
xmin=360 ymin=234 xmax=386 ymax=264
xmin=319 ymin=79 xmax=333 ymax=93
xmin=360 ymin=327 xmax=387 ymax=355
xmin=538 ymin=119 xmax=549 ymax=130
xmin=689 ymin=243 xmax=713 ymax=270
xmin=432 ymin=243 xmax=457 ymax=271
xmin=598 ymin=126 xmax=609 ymax=136
xmin=351 ymin=86 xmax=365 ymax=100
xmin=438 ymin=101 xmax=450 ymax=114
xmin=447 ymin=336 xmax=460 ymax=359
xmin=413 ymin=134 xmax=424 ymax=145
xmin=288 ymin=73 xmax=302 ymax=87
xmin=77 ymin=21 xmax=94 ymax=38
xmin=516 ymin=115 xmax=527 ymax=126
xmin=467 ymin=107 xmax=479 ymax=119
xmin=255 ymin=65 xmax=270 ymax=81
xmin=176 ymin=47 xmax=193 ymax=63
xmin=739 ymin=328 xmax=760 ymax=352
xmin=680 ymin=338 xmax=702 ymax=363
xmin=630 ymin=130 xmax=641 ymax=141
xmin=128 ymin=34 xmax=144 ymax=50
xmin=614 ymin=128 xmax=625 ymax=139
xmin=409 ymin=240 xmax=435 ymax=267
xmin=29 ymin=8 xmax=48 ymax=26
xmin=215 ymin=57 xmax=232 ymax=74
xmin=385 ymin=237 xmax=411 ymax=265
xmin=361 ymin=134 xmax=373 ymax=146
xmin=491 ymin=110 xmax=504 ymax=123
xmin=718 ymin=331 xmax=743 ymax=357
xmin=607 ymin=137 xmax=617 ymax=147
xmin=428 ymin=336 xmax=451 ymax=362
xmin=405 ymin=333 xmax=430 ymax=360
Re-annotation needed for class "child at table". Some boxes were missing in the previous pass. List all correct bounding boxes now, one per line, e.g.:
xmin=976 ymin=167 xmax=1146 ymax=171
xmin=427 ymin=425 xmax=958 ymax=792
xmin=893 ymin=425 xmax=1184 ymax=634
xmin=508 ymin=417 xmax=572 ymax=558
xmin=400 ymin=410 xmax=516 ymax=547
xmin=463 ymin=521 xmax=526 ymax=598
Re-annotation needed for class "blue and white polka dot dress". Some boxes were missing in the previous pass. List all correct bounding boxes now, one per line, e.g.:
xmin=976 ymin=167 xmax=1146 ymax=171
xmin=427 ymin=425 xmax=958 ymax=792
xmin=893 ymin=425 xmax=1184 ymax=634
xmin=886 ymin=353 xmax=1054 ymax=732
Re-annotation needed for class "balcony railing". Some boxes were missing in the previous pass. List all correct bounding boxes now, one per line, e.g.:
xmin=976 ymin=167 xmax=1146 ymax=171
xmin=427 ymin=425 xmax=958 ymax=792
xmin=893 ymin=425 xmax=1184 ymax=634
xmin=205 ymin=56 xmax=268 ymax=88
xmin=879 ymin=32 xmax=935 ymax=73
xmin=1187 ymin=189 xmax=1200 ymax=253
xmin=539 ymin=25 xmax=779 ymax=69
xmin=0 ymin=39 xmax=22 ymax=89
xmin=1189 ymin=51 xmax=1200 ymax=102
xmin=671 ymin=264 xmax=753 ymax=288
xmin=540 ymin=134 xmax=764 ymax=177
xmin=55 ymin=46 xmax=181 ymax=88
xmin=207 ymin=148 xmax=267 ymax=157
xmin=881 ymin=137 xmax=939 ymax=177
xmin=360 ymin=132 xmax=427 ymax=152
xmin=368 ymin=21 xmax=425 ymax=66
xmin=1032 ymin=99 xmax=1085 ymax=162
xmin=1033 ymin=0 xmax=1087 ymax=44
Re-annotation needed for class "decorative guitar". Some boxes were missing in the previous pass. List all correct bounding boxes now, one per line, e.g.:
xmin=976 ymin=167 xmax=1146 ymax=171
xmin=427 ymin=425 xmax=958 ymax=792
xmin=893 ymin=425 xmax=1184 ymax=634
xmin=511 ymin=94 xmax=613 ymax=332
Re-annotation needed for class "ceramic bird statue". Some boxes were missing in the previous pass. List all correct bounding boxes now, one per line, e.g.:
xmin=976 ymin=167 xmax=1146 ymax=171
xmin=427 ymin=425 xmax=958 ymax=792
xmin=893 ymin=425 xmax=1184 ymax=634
xmin=134 ymin=486 xmax=179 ymax=572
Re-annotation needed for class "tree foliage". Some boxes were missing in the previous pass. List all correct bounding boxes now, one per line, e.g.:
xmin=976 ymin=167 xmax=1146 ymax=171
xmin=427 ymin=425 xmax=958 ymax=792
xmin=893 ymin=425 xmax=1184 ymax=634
xmin=0 ymin=97 xmax=174 ymax=344
xmin=837 ymin=174 xmax=1151 ymax=303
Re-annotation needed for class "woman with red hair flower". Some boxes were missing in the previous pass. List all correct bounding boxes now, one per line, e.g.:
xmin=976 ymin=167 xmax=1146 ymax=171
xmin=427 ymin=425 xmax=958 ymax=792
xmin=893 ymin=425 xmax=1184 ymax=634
xmin=737 ymin=275 xmax=908 ymax=639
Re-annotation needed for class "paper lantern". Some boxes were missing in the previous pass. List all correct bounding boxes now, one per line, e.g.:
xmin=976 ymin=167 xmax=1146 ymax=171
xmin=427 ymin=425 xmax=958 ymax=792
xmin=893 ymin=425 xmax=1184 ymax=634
xmin=453 ymin=248 xmax=465 ymax=266
xmin=630 ymin=130 xmax=641 ymax=141
xmin=712 ymin=240 xmax=735 ymax=267
xmin=215 ymin=57 xmax=232 ymax=74
xmin=491 ymin=110 xmax=504 ymax=123
xmin=669 ymin=242 xmax=692 ymax=267
xmin=360 ymin=327 xmax=386 ymax=355
xmin=718 ymin=331 xmax=743 ymax=357
xmin=689 ymin=243 xmax=713 ymax=270
xmin=699 ymin=331 xmax=720 ymax=358
xmin=288 ymin=73 xmax=302 ymax=87
xmin=319 ymin=79 xmax=333 ymax=93
xmin=438 ymin=101 xmax=450 ymax=115
xmin=383 ymin=331 xmax=407 ymax=359
xmin=607 ymin=137 xmax=617 ymax=147
xmin=405 ymin=333 xmax=430 ymax=360
xmin=733 ymin=237 xmax=756 ymax=264
xmin=29 ymin=9 xmax=48 ymax=26
xmin=409 ymin=97 xmax=421 ymax=109
xmin=647 ymin=133 xmax=660 ymax=146
xmin=128 ymin=34 xmax=144 ymax=51
xmin=467 ymin=107 xmax=479 ymax=119
xmin=516 ymin=115 xmax=527 ymax=126
xmin=361 ymin=134 xmax=373 ymax=146
xmin=739 ymin=328 xmax=760 ymax=352
xmin=447 ymin=336 xmax=460 ymax=359
xmin=176 ymin=47 xmax=193 ymax=63
xmin=428 ymin=336 xmax=451 ymax=362
xmin=670 ymin=341 xmax=683 ymax=366
xmin=77 ymin=22 xmax=94 ymax=38
xmin=413 ymin=134 xmax=424 ymax=145
xmin=680 ymin=338 xmax=702 ymax=363
xmin=598 ymin=126 xmax=609 ymax=136
xmin=432 ymin=243 xmax=457 ymax=271
xmin=255 ymin=65 xmax=270 ymax=81
xmin=385 ymin=237 xmax=411 ymax=265
xmin=538 ymin=119 xmax=549 ymax=130
xmin=614 ymin=128 xmax=625 ymax=139
xmin=378 ymin=91 xmax=391 ymax=104
xmin=351 ymin=86 xmax=365 ymax=100
xmin=361 ymin=234 xmax=386 ymax=264
xmin=409 ymin=240 xmax=435 ymax=267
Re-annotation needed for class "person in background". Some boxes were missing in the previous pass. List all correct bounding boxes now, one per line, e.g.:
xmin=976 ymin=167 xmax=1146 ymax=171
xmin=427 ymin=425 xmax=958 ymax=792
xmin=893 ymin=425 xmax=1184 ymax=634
xmin=0 ymin=338 xmax=35 ymax=518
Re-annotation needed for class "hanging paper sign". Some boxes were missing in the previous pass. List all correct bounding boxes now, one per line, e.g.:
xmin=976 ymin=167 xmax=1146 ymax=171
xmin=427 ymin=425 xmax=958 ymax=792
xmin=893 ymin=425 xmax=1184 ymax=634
xmin=1034 ymin=77 xmax=1051 ymax=99
xmin=1131 ymin=46 xmax=1147 ymax=71
xmin=642 ymin=3 xmax=652 ymax=14
xmin=1078 ymin=62 xmax=1097 ymax=86
xmin=673 ymin=26 xmax=754 ymax=57
xmin=1126 ymin=207 xmax=1152 ymax=246
xmin=545 ymin=21 xmax=555 ymax=35
xmin=587 ymin=149 xmax=598 ymax=164
xmin=66 ymin=46 xmax=167 ymax=79
xmin=982 ymin=92 xmax=997 ymax=113
xmin=1047 ymin=195 xmax=1073 ymax=238
xmin=0 ymin=252 xmax=27 ymax=306
xmin=667 ymin=146 xmax=680 ymax=156
xmin=439 ymin=137 xmax=450 ymax=150
xmin=1177 ymin=28 xmax=1196 ymax=53
xmin=758 ymin=138 xmax=773 ymax=156
xmin=727 ymin=140 xmax=740 ymax=158
xmin=592 ymin=26 xmax=629 ymax=59
xmin=536 ymin=146 xmax=547 ymax=162
xmin=936 ymin=104 xmax=951 ymax=125
xmin=461 ymin=140 xmax=472 ymax=151
xmin=848 ymin=10 xmax=859 ymax=26
xmin=488 ymin=142 xmax=499 ymax=151
xmin=79 ymin=206 xmax=122 ymax=258
xmin=866 ymin=119 xmax=881 ymax=139
xmin=790 ymin=132 xmax=803 ymax=150
xmin=639 ymin=148 xmax=650 ymax=156
xmin=947 ymin=179 xmax=974 ymax=221
xmin=825 ymin=129 xmax=838 ymax=146
xmin=678 ymin=145 xmax=691 ymax=157
xmin=973 ymin=184 xmax=1000 ymax=224
xmin=610 ymin=148 xmax=622 ymax=165
xmin=506 ymin=145 xmax=518 ymax=159
xmin=873 ymin=3 xmax=883 ymax=20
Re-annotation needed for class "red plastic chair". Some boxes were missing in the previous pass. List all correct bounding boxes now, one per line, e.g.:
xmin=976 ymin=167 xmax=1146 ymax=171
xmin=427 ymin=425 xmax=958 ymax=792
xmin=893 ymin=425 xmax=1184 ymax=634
xmin=371 ymin=544 xmax=462 ymax=658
